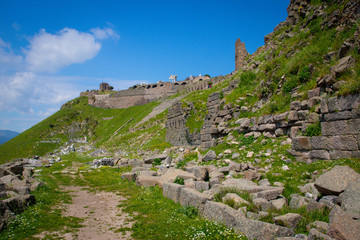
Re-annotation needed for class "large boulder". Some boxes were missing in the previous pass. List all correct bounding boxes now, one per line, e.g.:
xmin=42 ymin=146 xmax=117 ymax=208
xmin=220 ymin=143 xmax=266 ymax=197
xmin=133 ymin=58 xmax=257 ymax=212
xmin=328 ymin=206 xmax=360 ymax=240
xmin=203 ymin=201 xmax=294 ymax=240
xmin=340 ymin=178 xmax=360 ymax=214
xmin=202 ymin=150 xmax=217 ymax=162
xmin=273 ymin=213 xmax=302 ymax=229
xmin=314 ymin=166 xmax=360 ymax=195
xmin=163 ymin=183 xmax=184 ymax=203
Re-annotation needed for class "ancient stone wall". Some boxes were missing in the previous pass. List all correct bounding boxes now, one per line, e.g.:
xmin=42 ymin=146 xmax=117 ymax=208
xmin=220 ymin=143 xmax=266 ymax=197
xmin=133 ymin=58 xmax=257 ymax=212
xmin=166 ymin=102 xmax=190 ymax=146
xmin=292 ymin=93 xmax=360 ymax=160
xmin=89 ymin=82 xmax=178 ymax=108
xmin=235 ymin=38 xmax=248 ymax=71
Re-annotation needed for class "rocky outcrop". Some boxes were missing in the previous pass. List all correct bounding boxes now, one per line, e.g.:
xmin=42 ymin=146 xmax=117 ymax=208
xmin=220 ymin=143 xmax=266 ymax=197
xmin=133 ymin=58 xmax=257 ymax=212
xmin=0 ymin=159 xmax=41 ymax=231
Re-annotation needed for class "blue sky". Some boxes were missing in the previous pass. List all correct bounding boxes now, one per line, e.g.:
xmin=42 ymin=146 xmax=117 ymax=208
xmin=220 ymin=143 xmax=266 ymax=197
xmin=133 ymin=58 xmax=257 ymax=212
xmin=0 ymin=0 xmax=289 ymax=132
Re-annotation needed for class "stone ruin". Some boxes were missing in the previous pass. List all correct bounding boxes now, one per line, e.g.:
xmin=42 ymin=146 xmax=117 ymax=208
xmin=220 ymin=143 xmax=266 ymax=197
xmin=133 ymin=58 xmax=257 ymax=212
xmin=100 ymin=82 xmax=111 ymax=91
xmin=235 ymin=38 xmax=248 ymax=71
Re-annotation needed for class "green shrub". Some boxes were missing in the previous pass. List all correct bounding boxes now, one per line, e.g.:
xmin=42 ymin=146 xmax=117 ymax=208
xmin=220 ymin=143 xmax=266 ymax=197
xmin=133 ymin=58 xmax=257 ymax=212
xmin=298 ymin=66 xmax=311 ymax=83
xmin=178 ymin=205 xmax=198 ymax=218
xmin=283 ymin=76 xmax=299 ymax=93
xmin=239 ymin=71 xmax=256 ymax=86
xmin=152 ymin=158 xmax=162 ymax=167
xmin=304 ymin=122 xmax=321 ymax=136
xmin=174 ymin=176 xmax=185 ymax=185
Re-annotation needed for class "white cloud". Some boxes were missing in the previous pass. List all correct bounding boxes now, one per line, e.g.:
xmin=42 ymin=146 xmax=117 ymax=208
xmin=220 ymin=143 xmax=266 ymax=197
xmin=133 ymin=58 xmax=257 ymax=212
xmin=25 ymin=28 xmax=101 ymax=73
xmin=0 ymin=38 xmax=23 ymax=72
xmin=0 ymin=72 xmax=81 ymax=113
xmin=90 ymin=27 xmax=120 ymax=40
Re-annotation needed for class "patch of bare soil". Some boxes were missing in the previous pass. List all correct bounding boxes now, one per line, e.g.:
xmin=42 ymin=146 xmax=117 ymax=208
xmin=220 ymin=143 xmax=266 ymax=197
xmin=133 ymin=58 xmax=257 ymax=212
xmin=36 ymin=186 xmax=133 ymax=240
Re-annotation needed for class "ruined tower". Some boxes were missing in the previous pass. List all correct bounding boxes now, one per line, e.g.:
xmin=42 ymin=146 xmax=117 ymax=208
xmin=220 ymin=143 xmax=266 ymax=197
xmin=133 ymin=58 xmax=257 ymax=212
xmin=235 ymin=38 xmax=248 ymax=71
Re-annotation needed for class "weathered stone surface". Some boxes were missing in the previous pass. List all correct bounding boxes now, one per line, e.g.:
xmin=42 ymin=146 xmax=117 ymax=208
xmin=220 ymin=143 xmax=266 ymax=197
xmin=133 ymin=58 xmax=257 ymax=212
xmin=340 ymin=178 xmax=360 ymax=214
xmin=309 ymin=150 xmax=330 ymax=160
xmin=222 ymin=193 xmax=249 ymax=208
xmin=220 ymin=178 xmax=277 ymax=193
xmin=289 ymin=194 xmax=308 ymax=209
xmin=308 ymin=88 xmax=321 ymax=98
xmin=179 ymin=188 xmax=212 ymax=213
xmin=321 ymin=119 xmax=352 ymax=136
xmin=136 ymin=175 xmax=159 ymax=187
xmin=194 ymin=181 xmax=209 ymax=192
xmin=334 ymin=56 xmax=355 ymax=76
xmin=143 ymin=154 xmax=167 ymax=164
xmin=292 ymin=137 xmax=311 ymax=151
xmin=202 ymin=150 xmax=216 ymax=162
xmin=244 ymin=170 xmax=262 ymax=181
xmin=315 ymin=165 xmax=360 ymax=195
xmin=307 ymin=221 xmax=329 ymax=234
xmin=163 ymin=182 xmax=184 ymax=203
xmin=203 ymin=201 xmax=294 ymax=240
xmin=251 ymin=188 xmax=284 ymax=201
xmin=253 ymin=197 xmax=271 ymax=211
xmin=328 ymin=206 xmax=360 ymax=240
xmin=273 ymin=112 xmax=289 ymax=122
xmin=273 ymin=213 xmax=302 ymax=229
xmin=193 ymin=167 xmax=209 ymax=181
xmin=259 ymin=124 xmax=276 ymax=131
xmin=288 ymin=111 xmax=299 ymax=121
xmin=121 ymin=172 xmax=137 ymax=181
xmin=297 ymin=110 xmax=309 ymax=120
xmin=271 ymin=198 xmax=287 ymax=210
xmin=290 ymin=101 xmax=301 ymax=111
xmin=329 ymin=150 xmax=352 ymax=159
xmin=308 ymin=228 xmax=334 ymax=240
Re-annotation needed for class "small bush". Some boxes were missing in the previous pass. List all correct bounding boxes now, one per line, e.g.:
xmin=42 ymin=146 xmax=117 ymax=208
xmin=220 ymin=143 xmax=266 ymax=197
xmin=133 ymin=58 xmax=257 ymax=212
xmin=298 ymin=66 xmax=311 ymax=83
xmin=304 ymin=122 xmax=321 ymax=136
xmin=152 ymin=158 xmax=162 ymax=167
xmin=174 ymin=176 xmax=185 ymax=185
xmin=269 ymin=102 xmax=279 ymax=113
xmin=283 ymin=77 xmax=299 ymax=93
xmin=179 ymin=205 xmax=198 ymax=218
xmin=239 ymin=71 xmax=256 ymax=86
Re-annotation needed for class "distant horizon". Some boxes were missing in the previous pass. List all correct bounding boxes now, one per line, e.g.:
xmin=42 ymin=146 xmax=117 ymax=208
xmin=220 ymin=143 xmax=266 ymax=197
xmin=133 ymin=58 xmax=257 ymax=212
xmin=0 ymin=0 xmax=290 ymax=132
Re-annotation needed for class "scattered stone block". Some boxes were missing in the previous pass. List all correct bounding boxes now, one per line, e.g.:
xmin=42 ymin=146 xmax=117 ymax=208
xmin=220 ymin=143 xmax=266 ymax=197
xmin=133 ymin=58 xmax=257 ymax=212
xmin=273 ymin=213 xmax=302 ymax=229
xmin=222 ymin=193 xmax=249 ymax=209
xmin=194 ymin=181 xmax=209 ymax=192
xmin=203 ymin=201 xmax=294 ymax=240
xmin=328 ymin=206 xmax=360 ymax=240
xmin=314 ymin=165 xmax=360 ymax=195
xmin=308 ymin=228 xmax=334 ymax=240
xmin=306 ymin=221 xmax=329 ymax=233
xmin=163 ymin=183 xmax=184 ymax=203
xmin=340 ymin=178 xmax=360 ymax=214
xmin=271 ymin=198 xmax=287 ymax=210
xmin=251 ymin=188 xmax=284 ymax=201
xmin=179 ymin=188 xmax=212 ymax=214
xmin=121 ymin=172 xmax=137 ymax=181
xmin=253 ymin=197 xmax=271 ymax=211
xmin=202 ymin=150 xmax=216 ymax=162
xmin=289 ymin=194 xmax=308 ymax=209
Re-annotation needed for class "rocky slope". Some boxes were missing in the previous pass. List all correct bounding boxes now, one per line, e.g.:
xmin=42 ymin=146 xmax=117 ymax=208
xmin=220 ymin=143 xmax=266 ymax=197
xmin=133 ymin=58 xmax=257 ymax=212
xmin=0 ymin=0 xmax=359 ymax=239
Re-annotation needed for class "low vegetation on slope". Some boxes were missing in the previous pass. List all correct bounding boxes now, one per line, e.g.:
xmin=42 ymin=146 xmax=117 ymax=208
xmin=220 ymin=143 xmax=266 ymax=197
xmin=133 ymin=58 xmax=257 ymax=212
xmin=0 ymin=97 xmax=161 ymax=163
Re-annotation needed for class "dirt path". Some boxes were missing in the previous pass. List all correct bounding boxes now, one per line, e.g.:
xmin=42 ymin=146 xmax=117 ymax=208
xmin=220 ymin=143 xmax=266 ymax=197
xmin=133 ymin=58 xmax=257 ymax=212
xmin=135 ymin=94 xmax=186 ymax=127
xmin=37 ymin=186 xmax=133 ymax=240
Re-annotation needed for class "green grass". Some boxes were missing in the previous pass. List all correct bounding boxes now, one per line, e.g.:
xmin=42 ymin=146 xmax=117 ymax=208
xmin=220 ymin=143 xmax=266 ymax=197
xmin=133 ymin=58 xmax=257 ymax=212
xmin=0 ymin=97 xmax=160 ymax=163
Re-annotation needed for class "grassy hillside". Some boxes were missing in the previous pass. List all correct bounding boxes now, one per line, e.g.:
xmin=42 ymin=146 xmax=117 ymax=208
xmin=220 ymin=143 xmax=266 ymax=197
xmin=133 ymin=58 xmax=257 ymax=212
xmin=0 ymin=97 xmax=161 ymax=163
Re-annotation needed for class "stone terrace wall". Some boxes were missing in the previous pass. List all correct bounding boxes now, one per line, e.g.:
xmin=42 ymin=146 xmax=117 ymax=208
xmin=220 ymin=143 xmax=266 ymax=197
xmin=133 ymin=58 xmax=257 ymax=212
xmin=166 ymin=102 xmax=190 ymax=146
xmin=88 ymin=76 xmax=227 ymax=109
xmin=292 ymin=93 xmax=360 ymax=160
xmin=89 ymin=83 xmax=178 ymax=108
